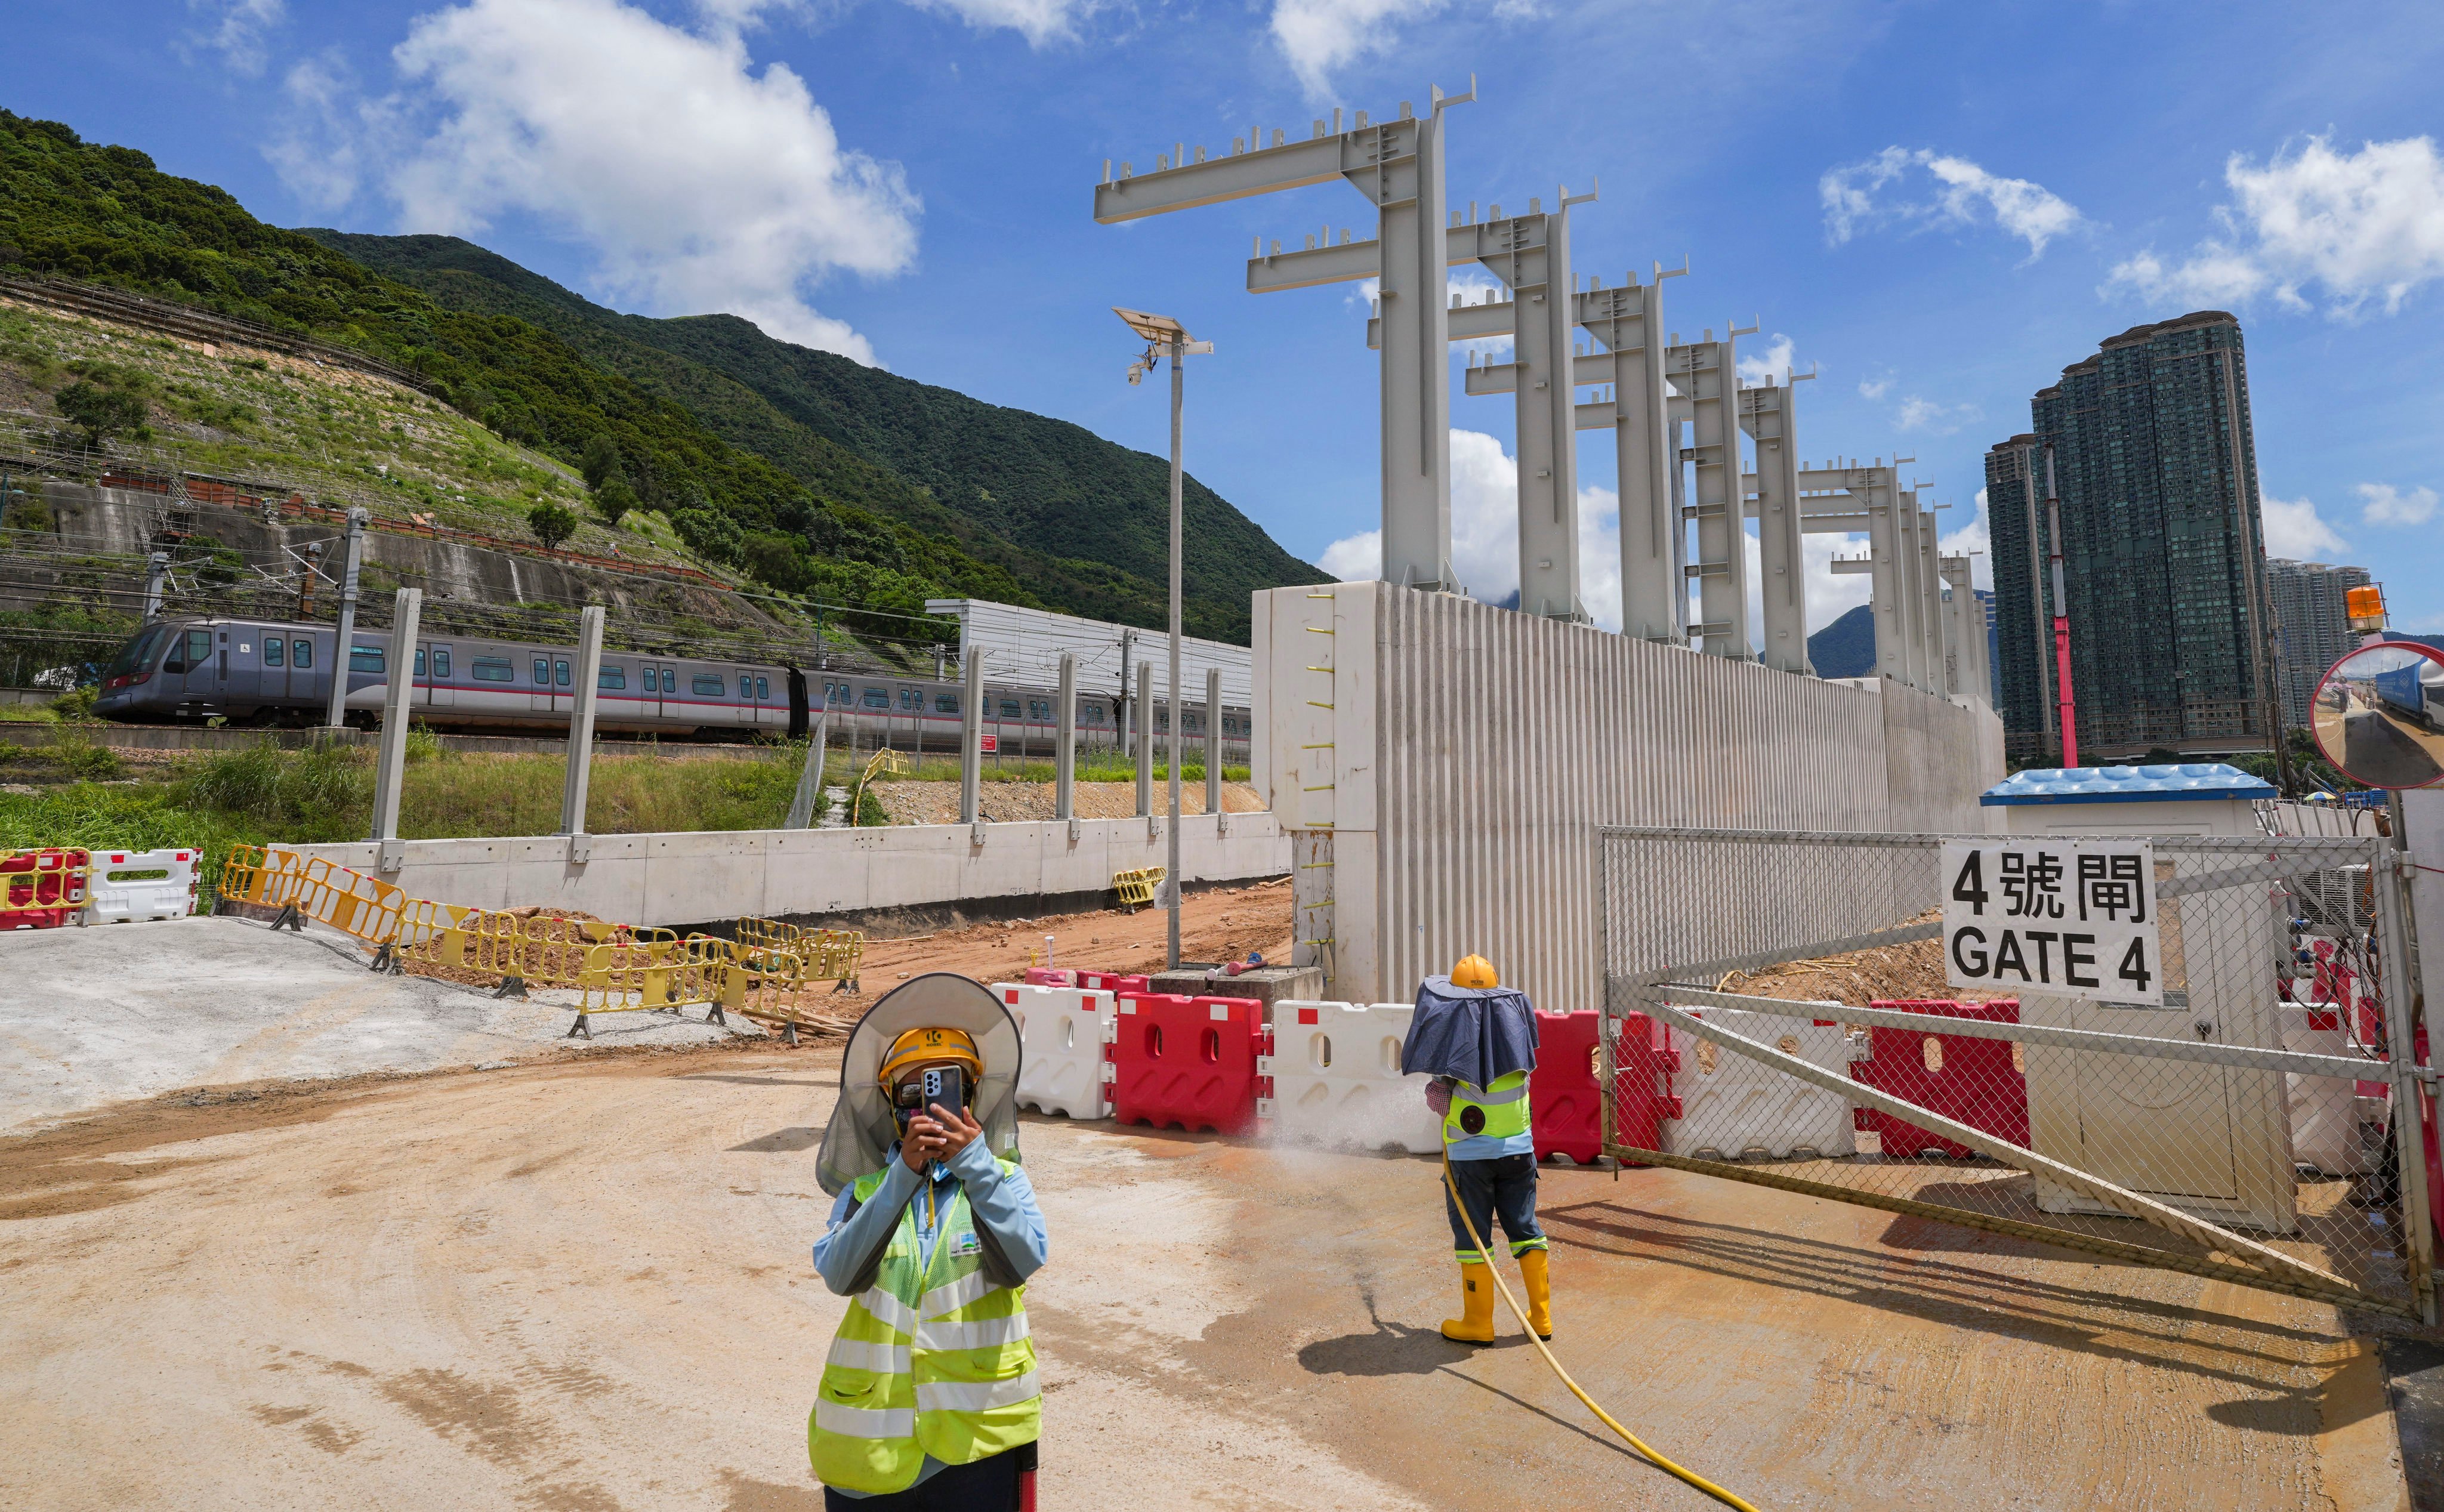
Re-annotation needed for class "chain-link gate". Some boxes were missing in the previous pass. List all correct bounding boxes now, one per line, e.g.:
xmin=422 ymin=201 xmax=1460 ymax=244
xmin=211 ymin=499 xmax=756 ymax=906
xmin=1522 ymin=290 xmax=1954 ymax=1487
xmin=1598 ymin=827 xmax=2433 ymax=1322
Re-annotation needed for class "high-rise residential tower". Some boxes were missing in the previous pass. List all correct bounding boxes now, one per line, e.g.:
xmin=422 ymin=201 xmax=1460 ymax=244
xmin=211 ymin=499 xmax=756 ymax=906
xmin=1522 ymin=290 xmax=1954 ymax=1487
xmin=1985 ymin=311 xmax=2277 ymax=763
xmin=2265 ymin=558 xmax=2372 ymax=727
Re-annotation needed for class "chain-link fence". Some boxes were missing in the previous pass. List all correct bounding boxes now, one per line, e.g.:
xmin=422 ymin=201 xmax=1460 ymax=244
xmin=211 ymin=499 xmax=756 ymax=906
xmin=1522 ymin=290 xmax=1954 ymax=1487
xmin=1598 ymin=826 xmax=2430 ymax=1321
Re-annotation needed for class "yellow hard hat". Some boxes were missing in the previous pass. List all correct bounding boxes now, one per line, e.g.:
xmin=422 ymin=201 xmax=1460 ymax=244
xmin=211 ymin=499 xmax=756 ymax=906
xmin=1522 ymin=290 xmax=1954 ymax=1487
xmin=1451 ymin=954 xmax=1498 ymax=989
xmin=877 ymin=1026 xmax=983 ymax=1089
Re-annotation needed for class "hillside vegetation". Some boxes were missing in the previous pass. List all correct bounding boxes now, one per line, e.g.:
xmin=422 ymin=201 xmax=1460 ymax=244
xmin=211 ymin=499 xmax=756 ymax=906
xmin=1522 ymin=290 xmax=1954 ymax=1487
xmin=0 ymin=109 xmax=1326 ymax=646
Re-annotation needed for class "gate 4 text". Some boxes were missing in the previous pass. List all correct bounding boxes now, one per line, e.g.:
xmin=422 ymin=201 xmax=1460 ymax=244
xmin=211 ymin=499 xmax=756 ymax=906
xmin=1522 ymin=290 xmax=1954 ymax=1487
xmin=1940 ymin=840 xmax=2163 ymax=1006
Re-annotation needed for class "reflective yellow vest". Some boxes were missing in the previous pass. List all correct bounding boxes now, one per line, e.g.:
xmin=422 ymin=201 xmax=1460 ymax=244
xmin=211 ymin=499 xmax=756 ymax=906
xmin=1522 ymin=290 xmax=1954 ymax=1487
xmin=1442 ymin=1069 xmax=1532 ymax=1145
xmin=809 ymin=1161 xmax=1041 ymax=1495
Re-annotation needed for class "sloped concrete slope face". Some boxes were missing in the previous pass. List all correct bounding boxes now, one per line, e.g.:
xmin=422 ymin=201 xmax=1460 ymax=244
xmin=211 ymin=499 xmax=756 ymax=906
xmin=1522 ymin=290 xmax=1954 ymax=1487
xmin=294 ymin=813 xmax=1288 ymax=925
xmin=1253 ymin=582 xmax=2004 ymax=1008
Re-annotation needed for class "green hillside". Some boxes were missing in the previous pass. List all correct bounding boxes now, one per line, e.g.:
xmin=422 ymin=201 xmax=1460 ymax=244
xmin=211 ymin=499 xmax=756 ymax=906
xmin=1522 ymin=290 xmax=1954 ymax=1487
xmin=304 ymin=231 xmax=1328 ymax=643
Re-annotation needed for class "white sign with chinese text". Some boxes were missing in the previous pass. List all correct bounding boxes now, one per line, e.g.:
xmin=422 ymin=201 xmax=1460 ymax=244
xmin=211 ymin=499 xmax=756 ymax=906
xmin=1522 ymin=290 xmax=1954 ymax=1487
xmin=1940 ymin=840 xmax=2163 ymax=1006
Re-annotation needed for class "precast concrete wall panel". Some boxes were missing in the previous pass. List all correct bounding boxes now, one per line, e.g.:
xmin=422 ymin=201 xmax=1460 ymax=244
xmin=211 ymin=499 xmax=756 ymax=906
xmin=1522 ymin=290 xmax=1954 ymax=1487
xmin=292 ymin=813 xmax=1287 ymax=927
xmin=1257 ymin=583 xmax=2002 ymax=1010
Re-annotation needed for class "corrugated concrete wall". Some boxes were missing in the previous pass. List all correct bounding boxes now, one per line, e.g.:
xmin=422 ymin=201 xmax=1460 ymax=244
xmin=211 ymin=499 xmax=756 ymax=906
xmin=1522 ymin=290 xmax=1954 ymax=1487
xmin=1252 ymin=582 xmax=2005 ymax=1011
xmin=293 ymin=813 xmax=1287 ymax=927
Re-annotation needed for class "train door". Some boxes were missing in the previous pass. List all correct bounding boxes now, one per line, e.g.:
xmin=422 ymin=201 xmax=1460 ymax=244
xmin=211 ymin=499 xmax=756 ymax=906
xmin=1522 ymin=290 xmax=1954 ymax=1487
xmin=248 ymin=625 xmax=288 ymax=705
xmin=290 ymin=631 xmax=325 ymax=714
xmin=637 ymin=661 xmax=664 ymax=721
xmin=750 ymin=669 xmax=775 ymax=731
xmin=172 ymin=625 xmax=218 ymax=708
xmin=422 ymin=643 xmax=455 ymax=708
xmin=224 ymin=628 xmax=263 ymax=717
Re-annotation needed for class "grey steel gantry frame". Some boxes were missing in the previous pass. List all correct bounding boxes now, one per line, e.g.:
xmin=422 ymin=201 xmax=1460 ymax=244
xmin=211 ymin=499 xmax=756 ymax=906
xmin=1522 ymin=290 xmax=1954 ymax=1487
xmin=1326 ymin=190 xmax=1603 ymax=619
xmin=1094 ymin=84 xmax=1474 ymax=591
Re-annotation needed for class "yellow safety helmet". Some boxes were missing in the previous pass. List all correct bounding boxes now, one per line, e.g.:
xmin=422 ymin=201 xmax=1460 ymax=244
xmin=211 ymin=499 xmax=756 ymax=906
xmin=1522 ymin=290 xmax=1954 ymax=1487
xmin=1450 ymin=954 xmax=1498 ymax=989
xmin=877 ymin=1025 xmax=984 ymax=1090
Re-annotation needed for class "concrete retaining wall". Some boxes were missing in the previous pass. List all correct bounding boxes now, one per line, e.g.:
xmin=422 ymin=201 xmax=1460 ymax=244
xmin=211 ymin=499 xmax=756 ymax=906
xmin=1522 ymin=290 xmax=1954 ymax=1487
xmin=292 ymin=811 xmax=1288 ymax=928
xmin=1252 ymin=582 xmax=2005 ymax=1010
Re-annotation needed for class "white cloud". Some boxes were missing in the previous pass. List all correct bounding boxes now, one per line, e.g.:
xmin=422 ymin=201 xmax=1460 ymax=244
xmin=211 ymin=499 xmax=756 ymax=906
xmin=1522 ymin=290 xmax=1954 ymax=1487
xmin=2359 ymin=480 xmax=2439 ymax=526
xmin=1894 ymin=394 xmax=1981 ymax=434
xmin=190 ymin=0 xmax=285 ymax=76
xmin=352 ymin=0 xmax=918 ymax=364
xmin=1269 ymin=0 xmax=1446 ymax=100
xmin=1942 ymin=489 xmax=1994 ymax=593
xmin=1821 ymin=146 xmax=2084 ymax=260
xmin=902 ymin=0 xmax=1099 ymax=46
xmin=2260 ymin=494 xmax=2351 ymax=559
xmin=1856 ymin=375 xmax=1891 ymax=400
xmin=2107 ymin=136 xmax=2444 ymax=317
xmin=1736 ymin=333 xmax=1796 ymax=387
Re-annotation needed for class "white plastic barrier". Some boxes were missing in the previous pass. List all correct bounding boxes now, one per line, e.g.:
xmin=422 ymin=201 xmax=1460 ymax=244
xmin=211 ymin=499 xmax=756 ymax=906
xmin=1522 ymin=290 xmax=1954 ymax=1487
xmin=999 ymin=983 xmax=1115 ymax=1120
xmin=85 ymin=847 xmax=199 ymax=924
xmin=2279 ymin=1001 xmax=2377 ymax=1176
xmin=1664 ymin=1004 xmax=1862 ymax=1160
xmin=1258 ymin=1001 xmax=1443 ymax=1155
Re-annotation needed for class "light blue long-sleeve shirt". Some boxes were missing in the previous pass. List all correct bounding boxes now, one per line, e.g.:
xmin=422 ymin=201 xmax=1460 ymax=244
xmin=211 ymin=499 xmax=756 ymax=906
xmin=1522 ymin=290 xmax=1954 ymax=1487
xmin=811 ymin=1134 xmax=1048 ymax=1499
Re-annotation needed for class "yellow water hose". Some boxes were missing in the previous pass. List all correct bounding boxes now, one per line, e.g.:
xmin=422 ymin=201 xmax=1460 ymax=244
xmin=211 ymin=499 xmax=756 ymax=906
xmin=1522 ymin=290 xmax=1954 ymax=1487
xmin=1442 ymin=1147 xmax=1761 ymax=1512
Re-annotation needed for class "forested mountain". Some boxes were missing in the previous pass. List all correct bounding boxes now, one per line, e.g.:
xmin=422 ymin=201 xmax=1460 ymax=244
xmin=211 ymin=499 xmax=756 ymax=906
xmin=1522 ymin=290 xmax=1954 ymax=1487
xmin=0 ymin=110 xmax=1324 ymax=644
xmin=306 ymin=232 xmax=1326 ymax=643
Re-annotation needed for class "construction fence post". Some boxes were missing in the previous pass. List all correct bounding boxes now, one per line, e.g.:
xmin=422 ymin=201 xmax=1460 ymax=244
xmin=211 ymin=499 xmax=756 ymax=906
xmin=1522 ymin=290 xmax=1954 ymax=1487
xmin=960 ymin=650 xmax=984 ymax=828
xmin=1135 ymin=659 xmax=1153 ymax=822
xmin=1205 ymin=666 xmax=1222 ymax=833
xmin=785 ymin=708 xmax=830 ymax=830
xmin=321 ymin=507 xmax=368 ymax=734
xmin=559 ymin=604 xmax=604 ymax=846
xmin=368 ymin=587 xmax=422 ymax=871
xmin=1055 ymin=652 xmax=1076 ymax=825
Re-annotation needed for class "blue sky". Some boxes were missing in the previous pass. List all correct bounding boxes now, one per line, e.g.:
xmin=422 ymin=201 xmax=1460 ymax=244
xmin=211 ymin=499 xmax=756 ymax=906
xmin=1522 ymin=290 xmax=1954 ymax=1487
xmin=14 ymin=0 xmax=2444 ymax=635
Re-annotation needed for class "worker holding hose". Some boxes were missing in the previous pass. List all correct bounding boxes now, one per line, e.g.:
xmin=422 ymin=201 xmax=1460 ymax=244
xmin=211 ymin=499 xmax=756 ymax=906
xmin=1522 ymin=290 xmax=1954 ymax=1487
xmin=810 ymin=976 xmax=1044 ymax=1511
xmin=1408 ymin=955 xmax=1551 ymax=1344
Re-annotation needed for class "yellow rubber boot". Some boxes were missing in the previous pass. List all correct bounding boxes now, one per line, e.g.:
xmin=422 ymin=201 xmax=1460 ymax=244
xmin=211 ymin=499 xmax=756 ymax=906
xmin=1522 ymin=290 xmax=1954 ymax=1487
xmin=1520 ymin=1247 xmax=1553 ymax=1341
xmin=1441 ymin=1262 xmax=1496 ymax=1343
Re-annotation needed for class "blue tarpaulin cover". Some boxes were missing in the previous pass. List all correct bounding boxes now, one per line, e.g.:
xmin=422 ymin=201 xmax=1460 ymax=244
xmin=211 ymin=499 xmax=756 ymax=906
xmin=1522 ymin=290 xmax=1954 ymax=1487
xmin=1400 ymin=977 xmax=1539 ymax=1086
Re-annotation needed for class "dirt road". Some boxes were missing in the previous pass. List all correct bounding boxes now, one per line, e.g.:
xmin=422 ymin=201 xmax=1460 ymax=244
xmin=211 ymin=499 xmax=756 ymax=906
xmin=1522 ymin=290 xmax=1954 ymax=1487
xmin=1 ymin=1044 xmax=2405 ymax=1511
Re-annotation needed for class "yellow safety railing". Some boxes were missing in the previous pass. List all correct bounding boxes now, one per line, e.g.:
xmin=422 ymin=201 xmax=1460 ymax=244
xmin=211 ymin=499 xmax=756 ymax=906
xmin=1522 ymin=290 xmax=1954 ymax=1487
xmin=736 ymin=916 xmax=864 ymax=990
xmin=1113 ymin=866 xmax=1165 ymax=910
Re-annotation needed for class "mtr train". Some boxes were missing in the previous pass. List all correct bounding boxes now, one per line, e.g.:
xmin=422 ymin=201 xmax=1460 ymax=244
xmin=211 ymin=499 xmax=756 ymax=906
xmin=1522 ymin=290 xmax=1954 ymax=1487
xmin=92 ymin=616 xmax=1254 ymax=748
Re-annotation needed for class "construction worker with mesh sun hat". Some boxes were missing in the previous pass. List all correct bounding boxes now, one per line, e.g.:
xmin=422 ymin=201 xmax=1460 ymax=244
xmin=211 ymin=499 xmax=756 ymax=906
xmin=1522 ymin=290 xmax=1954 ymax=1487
xmin=1403 ymin=953 xmax=1551 ymax=1344
xmin=810 ymin=974 xmax=1046 ymax=1510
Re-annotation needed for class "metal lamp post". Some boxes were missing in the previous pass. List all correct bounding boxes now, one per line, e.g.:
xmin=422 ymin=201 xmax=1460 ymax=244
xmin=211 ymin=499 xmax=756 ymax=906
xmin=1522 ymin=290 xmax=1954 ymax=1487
xmin=1116 ymin=307 xmax=1212 ymax=970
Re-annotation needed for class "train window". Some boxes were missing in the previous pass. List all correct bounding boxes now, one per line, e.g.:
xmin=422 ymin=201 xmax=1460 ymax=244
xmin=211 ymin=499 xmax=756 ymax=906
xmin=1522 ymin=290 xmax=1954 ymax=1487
xmin=756 ymin=677 xmax=770 ymax=701
xmin=899 ymin=687 xmax=921 ymax=710
xmin=739 ymin=674 xmax=752 ymax=700
xmin=935 ymin=693 xmax=959 ymax=714
xmin=692 ymin=674 xmax=726 ymax=696
xmin=661 ymin=668 xmax=676 ymax=693
xmin=556 ymin=659 xmax=572 ymax=687
xmin=997 ymin=698 xmax=1021 ymax=719
xmin=1082 ymin=702 xmax=1104 ymax=724
xmin=351 ymin=645 xmax=384 ymax=675
xmin=472 ymin=657 xmax=514 ymax=683
xmin=861 ymin=687 xmax=890 ymax=708
xmin=186 ymin=630 xmax=213 ymax=664
xmin=533 ymin=658 xmax=551 ymax=684
xmin=263 ymin=638 xmax=284 ymax=667
xmin=414 ymin=649 xmax=426 ymax=677
xmin=599 ymin=666 xmax=627 ymax=690
xmin=1029 ymin=699 xmax=1051 ymax=721
xmin=432 ymin=649 xmax=451 ymax=679
xmin=292 ymin=639 xmax=311 ymax=668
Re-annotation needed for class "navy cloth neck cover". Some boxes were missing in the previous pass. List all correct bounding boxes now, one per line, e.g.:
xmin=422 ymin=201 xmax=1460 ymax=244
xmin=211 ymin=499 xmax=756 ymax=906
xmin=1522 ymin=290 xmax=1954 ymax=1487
xmin=1401 ymin=976 xmax=1539 ymax=1086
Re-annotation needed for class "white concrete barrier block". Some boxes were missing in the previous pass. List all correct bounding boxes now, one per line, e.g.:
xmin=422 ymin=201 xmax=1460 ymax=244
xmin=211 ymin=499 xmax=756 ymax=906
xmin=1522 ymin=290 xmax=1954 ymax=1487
xmin=2280 ymin=1002 xmax=2377 ymax=1177
xmin=1267 ymin=1001 xmax=1442 ymax=1155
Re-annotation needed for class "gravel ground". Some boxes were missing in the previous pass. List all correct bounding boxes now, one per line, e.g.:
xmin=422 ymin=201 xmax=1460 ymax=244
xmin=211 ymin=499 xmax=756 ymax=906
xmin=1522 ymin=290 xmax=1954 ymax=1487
xmin=871 ymin=779 xmax=1264 ymax=827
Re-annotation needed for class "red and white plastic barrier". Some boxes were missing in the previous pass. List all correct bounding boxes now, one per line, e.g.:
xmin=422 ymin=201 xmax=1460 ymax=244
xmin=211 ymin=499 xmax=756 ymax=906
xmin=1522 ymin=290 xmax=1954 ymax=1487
xmin=85 ymin=847 xmax=200 ymax=924
xmin=1849 ymin=999 xmax=2028 ymax=1159
xmin=0 ymin=848 xmax=88 ymax=930
xmin=1109 ymin=992 xmax=1263 ymax=1137
xmin=999 ymin=983 xmax=1116 ymax=1121
xmin=1664 ymin=1004 xmax=1862 ymax=1160
xmin=1076 ymin=969 xmax=1149 ymax=996
xmin=1259 ymin=1001 xmax=1442 ymax=1154
xmin=1529 ymin=1010 xmax=1683 ymax=1166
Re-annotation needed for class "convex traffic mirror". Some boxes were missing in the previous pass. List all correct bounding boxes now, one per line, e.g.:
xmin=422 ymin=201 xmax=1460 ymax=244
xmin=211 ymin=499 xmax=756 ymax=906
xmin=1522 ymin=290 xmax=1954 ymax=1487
xmin=2312 ymin=640 xmax=2444 ymax=790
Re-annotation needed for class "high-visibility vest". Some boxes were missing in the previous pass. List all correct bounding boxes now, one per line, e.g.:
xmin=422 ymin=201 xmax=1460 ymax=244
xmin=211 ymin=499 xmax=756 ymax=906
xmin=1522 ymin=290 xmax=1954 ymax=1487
xmin=1442 ymin=1069 xmax=1532 ymax=1145
xmin=809 ymin=1161 xmax=1041 ymax=1495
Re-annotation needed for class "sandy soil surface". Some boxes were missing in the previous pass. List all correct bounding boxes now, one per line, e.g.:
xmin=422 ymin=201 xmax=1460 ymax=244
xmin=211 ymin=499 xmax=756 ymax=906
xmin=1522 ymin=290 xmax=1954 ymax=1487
xmin=871 ymin=779 xmax=1264 ymax=827
xmin=0 ymin=1044 xmax=2407 ymax=1511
